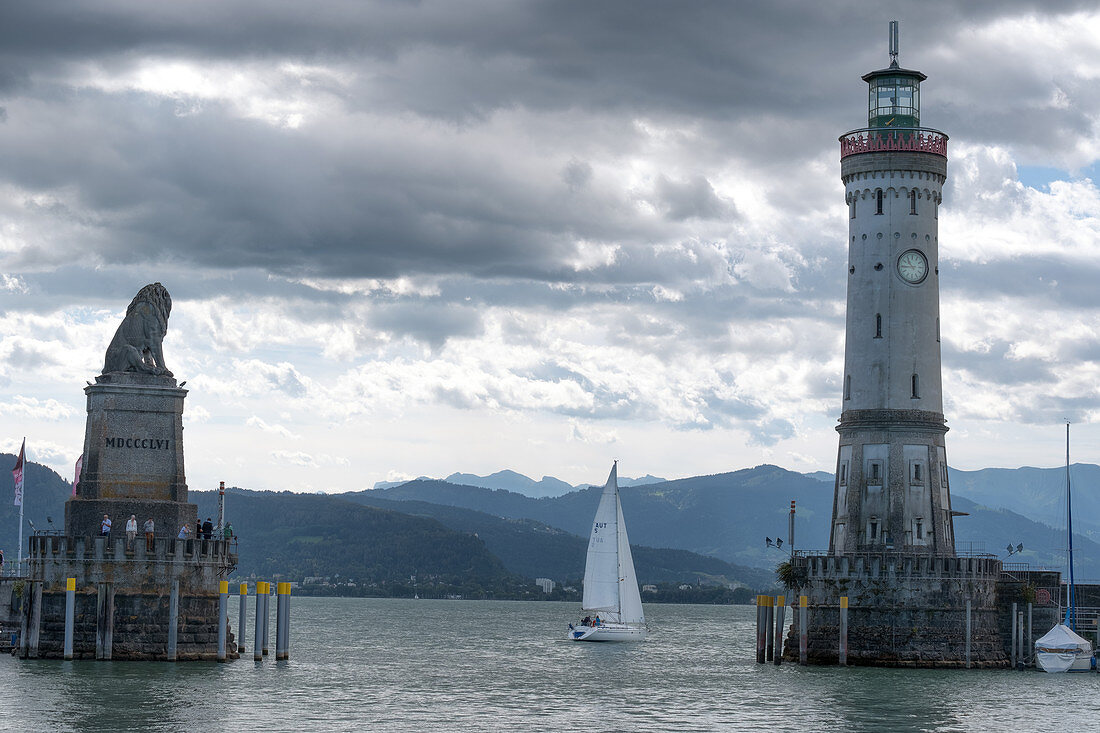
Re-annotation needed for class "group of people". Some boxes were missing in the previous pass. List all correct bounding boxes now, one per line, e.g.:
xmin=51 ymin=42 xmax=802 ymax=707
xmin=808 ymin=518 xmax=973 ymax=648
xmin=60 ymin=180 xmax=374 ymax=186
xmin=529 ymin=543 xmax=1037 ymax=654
xmin=100 ymin=514 xmax=156 ymax=551
xmin=579 ymin=615 xmax=602 ymax=627
xmin=98 ymin=513 xmax=233 ymax=550
xmin=176 ymin=518 xmax=234 ymax=541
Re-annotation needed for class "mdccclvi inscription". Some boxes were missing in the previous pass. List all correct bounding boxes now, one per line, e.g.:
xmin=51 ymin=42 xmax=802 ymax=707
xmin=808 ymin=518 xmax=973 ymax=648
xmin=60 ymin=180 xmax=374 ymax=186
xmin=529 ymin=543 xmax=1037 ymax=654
xmin=105 ymin=437 xmax=173 ymax=450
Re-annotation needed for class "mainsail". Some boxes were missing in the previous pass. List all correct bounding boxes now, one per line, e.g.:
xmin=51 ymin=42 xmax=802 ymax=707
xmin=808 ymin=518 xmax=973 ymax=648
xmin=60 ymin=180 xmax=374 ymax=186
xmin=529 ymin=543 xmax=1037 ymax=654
xmin=581 ymin=462 xmax=644 ymax=625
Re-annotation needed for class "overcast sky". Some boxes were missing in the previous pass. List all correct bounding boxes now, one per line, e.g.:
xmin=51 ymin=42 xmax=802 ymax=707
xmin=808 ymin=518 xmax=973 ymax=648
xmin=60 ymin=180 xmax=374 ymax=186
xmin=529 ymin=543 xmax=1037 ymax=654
xmin=3 ymin=1 xmax=1100 ymax=492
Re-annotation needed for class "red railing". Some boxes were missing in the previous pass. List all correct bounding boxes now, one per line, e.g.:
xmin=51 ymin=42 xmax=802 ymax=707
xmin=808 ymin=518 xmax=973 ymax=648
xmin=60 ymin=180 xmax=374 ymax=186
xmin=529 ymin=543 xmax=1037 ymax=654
xmin=839 ymin=127 xmax=948 ymax=159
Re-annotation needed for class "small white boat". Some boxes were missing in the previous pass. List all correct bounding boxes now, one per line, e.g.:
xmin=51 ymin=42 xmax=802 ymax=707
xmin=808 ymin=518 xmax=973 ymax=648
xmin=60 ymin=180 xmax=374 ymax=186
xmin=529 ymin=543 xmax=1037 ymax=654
xmin=1036 ymin=624 xmax=1093 ymax=673
xmin=568 ymin=462 xmax=646 ymax=642
xmin=1036 ymin=423 xmax=1095 ymax=672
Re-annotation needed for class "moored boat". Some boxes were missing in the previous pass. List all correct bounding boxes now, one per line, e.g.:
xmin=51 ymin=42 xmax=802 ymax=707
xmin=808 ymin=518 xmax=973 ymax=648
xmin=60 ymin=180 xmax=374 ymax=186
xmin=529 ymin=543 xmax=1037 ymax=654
xmin=1036 ymin=423 xmax=1095 ymax=673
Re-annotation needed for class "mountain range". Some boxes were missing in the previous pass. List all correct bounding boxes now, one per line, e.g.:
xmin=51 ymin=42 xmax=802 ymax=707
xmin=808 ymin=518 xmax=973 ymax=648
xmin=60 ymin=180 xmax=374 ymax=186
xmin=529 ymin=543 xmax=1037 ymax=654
xmin=372 ymin=469 xmax=667 ymax=496
xmin=3 ymin=452 xmax=1097 ymax=592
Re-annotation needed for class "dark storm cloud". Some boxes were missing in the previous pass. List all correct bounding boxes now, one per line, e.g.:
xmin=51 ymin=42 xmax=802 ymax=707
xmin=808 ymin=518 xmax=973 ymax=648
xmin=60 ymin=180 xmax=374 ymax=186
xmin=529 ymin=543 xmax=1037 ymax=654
xmin=3 ymin=0 xmax=1100 ymax=381
xmin=369 ymin=301 xmax=484 ymax=349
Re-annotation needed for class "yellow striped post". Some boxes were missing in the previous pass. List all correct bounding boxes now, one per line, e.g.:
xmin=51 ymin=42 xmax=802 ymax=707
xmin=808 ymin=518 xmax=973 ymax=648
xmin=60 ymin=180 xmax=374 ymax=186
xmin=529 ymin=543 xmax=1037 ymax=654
xmin=765 ymin=594 xmax=775 ymax=662
xmin=254 ymin=581 xmax=265 ymax=661
xmin=261 ymin=581 xmax=271 ymax=656
xmin=276 ymin=581 xmax=291 ymax=660
xmin=755 ymin=595 xmax=767 ymax=663
xmin=799 ymin=595 xmax=808 ymax=665
xmin=773 ymin=595 xmax=786 ymax=665
xmin=238 ymin=582 xmax=248 ymax=653
xmin=839 ymin=596 xmax=849 ymax=665
xmin=63 ymin=578 xmax=76 ymax=660
xmin=217 ymin=580 xmax=229 ymax=662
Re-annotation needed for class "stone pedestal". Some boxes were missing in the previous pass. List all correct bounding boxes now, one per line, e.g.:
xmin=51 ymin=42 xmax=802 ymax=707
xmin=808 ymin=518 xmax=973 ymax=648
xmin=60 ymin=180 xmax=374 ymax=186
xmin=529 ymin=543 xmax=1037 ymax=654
xmin=66 ymin=372 xmax=195 ymax=539
xmin=783 ymin=553 xmax=1009 ymax=668
xmin=22 ymin=535 xmax=237 ymax=660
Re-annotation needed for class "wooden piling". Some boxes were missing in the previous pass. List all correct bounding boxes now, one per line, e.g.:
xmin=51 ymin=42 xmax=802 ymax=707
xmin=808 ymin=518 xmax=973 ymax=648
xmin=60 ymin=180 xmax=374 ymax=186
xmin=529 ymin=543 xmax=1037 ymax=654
xmin=167 ymin=579 xmax=179 ymax=662
xmin=276 ymin=581 xmax=290 ymax=660
xmin=755 ymin=596 xmax=766 ymax=663
xmin=63 ymin=578 xmax=75 ymax=661
xmin=1011 ymin=601 xmax=1018 ymax=669
xmin=238 ymin=582 xmax=248 ymax=653
xmin=1017 ymin=610 xmax=1025 ymax=670
xmin=254 ymin=581 xmax=264 ymax=661
xmin=262 ymin=583 xmax=270 ymax=656
xmin=965 ymin=599 xmax=971 ymax=669
xmin=764 ymin=596 xmax=775 ymax=662
xmin=798 ymin=595 xmax=808 ymax=665
xmin=773 ymin=595 xmax=785 ymax=665
xmin=1027 ymin=602 xmax=1033 ymax=667
xmin=217 ymin=580 xmax=228 ymax=662
xmin=838 ymin=596 xmax=848 ymax=666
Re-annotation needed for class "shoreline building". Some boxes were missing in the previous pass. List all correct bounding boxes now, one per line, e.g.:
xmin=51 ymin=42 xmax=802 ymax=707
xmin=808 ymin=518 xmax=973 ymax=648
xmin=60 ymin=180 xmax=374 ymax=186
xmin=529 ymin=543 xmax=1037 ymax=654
xmin=785 ymin=25 xmax=1008 ymax=667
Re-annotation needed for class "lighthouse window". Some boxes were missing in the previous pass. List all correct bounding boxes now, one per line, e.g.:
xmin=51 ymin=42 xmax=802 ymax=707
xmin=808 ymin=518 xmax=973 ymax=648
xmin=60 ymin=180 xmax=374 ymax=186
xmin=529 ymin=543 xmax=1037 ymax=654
xmin=875 ymin=313 xmax=882 ymax=338
xmin=911 ymin=374 xmax=920 ymax=399
xmin=850 ymin=198 xmax=856 ymax=218
xmin=869 ymin=521 xmax=879 ymax=541
xmin=869 ymin=461 xmax=882 ymax=482
xmin=844 ymin=375 xmax=851 ymax=400
xmin=839 ymin=462 xmax=848 ymax=486
xmin=915 ymin=518 xmax=924 ymax=540
xmin=911 ymin=461 xmax=923 ymax=483
xmin=875 ymin=189 xmax=884 ymax=215
xmin=909 ymin=189 xmax=917 ymax=215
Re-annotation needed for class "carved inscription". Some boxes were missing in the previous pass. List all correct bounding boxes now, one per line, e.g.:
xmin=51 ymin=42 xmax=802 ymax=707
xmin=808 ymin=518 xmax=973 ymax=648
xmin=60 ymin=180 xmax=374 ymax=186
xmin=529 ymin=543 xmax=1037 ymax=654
xmin=105 ymin=437 xmax=172 ymax=450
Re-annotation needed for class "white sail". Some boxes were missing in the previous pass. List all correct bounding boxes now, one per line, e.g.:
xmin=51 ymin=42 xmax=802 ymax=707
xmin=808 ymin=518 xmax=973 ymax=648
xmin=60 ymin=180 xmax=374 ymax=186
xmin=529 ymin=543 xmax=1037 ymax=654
xmin=615 ymin=486 xmax=644 ymax=625
xmin=581 ymin=464 xmax=621 ymax=615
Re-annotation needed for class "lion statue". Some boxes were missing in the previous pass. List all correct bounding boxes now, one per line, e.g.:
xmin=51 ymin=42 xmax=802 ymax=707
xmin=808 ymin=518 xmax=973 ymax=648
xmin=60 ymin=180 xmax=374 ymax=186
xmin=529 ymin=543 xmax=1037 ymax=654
xmin=101 ymin=282 xmax=174 ymax=377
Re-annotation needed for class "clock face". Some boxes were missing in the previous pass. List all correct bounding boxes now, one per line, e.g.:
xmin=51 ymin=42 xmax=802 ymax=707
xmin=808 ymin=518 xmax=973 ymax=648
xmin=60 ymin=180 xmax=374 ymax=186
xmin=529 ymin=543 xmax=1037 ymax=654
xmin=897 ymin=249 xmax=928 ymax=284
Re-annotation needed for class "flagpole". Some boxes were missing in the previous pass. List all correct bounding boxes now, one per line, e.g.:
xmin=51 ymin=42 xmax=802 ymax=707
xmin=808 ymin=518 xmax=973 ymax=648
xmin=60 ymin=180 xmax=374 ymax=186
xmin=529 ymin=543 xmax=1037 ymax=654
xmin=17 ymin=483 xmax=23 ymax=575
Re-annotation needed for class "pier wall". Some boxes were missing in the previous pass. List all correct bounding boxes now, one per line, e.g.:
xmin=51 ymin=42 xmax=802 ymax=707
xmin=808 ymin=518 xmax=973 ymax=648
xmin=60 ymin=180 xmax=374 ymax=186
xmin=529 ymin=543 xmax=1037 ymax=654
xmin=783 ymin=553 xmax=1008 ymax=667
xmin=20 ymin=534 xmax=237 ymax=661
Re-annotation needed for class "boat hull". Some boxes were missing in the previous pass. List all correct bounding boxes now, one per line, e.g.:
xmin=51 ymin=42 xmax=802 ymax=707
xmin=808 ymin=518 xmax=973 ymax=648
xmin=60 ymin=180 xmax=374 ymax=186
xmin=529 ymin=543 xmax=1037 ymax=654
xmin=568 ymin=624 xmax=645 ymax=642
xmin=1037 ymin=650 xmax=1094 ymax=673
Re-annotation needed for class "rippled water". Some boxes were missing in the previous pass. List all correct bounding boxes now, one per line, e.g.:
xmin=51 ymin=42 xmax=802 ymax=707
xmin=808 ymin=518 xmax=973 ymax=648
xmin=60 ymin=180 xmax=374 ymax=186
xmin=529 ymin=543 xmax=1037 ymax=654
xmin=0 ymin=598 xmax=1091 ymax=732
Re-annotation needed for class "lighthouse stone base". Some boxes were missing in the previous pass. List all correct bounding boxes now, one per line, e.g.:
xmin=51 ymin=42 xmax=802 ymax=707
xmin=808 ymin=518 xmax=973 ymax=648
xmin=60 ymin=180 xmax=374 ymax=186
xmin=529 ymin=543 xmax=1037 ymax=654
xmin=783 ymin=554 xmax=1008 ymax=668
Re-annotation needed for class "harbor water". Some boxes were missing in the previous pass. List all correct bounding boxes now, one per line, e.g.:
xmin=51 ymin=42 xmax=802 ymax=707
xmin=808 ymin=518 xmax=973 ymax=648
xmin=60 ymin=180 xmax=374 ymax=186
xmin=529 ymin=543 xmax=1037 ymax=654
xmin=0 ymin=598 xmax=1089 ymax=732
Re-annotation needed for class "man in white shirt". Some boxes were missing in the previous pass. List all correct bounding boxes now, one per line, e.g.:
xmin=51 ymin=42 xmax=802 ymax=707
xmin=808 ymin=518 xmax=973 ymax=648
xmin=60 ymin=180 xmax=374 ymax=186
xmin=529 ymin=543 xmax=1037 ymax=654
xmin=126 ymin=514 xmax=138 ymax=550
xmin=100 ymin=514 xmax=112 ymax=537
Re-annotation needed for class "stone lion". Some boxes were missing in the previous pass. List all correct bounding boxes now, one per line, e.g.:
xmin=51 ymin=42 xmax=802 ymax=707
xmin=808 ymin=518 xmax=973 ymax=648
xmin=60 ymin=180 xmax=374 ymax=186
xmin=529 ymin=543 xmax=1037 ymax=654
xmin=102 ymin=282 xmax=174 ymax=377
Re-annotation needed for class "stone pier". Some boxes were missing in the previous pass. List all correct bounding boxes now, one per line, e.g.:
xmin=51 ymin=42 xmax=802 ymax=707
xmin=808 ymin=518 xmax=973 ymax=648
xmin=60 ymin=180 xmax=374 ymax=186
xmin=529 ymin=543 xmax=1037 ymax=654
xmin=20 ymin=534 xmax=237 ymax=660
xmin=782 ymin=552 xmax=1009 ymax=667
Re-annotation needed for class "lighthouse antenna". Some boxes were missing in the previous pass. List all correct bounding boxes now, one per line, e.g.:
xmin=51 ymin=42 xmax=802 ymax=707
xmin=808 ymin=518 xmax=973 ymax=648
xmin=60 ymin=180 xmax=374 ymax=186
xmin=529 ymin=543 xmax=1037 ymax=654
xmin=889 ymin=20 xmax=899 ymax=67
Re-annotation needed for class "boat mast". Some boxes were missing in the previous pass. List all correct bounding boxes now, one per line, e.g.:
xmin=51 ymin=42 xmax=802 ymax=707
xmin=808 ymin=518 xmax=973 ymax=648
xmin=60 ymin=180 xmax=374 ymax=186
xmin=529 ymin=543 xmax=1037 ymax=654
xmin=1066 ymin=421 xmax=1077 ymax=631
xmin=614 ymin=460 xmax=623 ymax=621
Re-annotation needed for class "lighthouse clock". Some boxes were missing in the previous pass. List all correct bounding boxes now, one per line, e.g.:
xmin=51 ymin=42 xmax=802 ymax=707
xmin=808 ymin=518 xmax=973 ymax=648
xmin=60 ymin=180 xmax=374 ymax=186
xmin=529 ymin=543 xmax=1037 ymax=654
xmin=829 ymin=22 xmax=956 ymax=558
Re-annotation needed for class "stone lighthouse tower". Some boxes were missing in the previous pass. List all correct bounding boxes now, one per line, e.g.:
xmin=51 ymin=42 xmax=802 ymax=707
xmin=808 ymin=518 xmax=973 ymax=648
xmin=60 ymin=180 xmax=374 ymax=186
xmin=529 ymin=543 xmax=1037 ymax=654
xmin=784 ymin=24 xmax=1008 ymax=667
xmin=830 ymin=21 xmax=955 ymax=557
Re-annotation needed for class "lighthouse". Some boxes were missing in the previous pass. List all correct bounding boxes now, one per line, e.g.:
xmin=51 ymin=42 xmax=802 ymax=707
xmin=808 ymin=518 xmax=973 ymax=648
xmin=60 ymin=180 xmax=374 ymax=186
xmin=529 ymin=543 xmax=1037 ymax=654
xmin=780 ymin=23 xmax=1011 ymax=668
xmin=829 ymin=21 xmax=955 ymax=558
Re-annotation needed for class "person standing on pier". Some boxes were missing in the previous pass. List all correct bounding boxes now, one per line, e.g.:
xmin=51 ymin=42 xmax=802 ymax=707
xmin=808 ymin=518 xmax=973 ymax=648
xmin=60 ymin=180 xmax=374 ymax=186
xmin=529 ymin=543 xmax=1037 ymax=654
xmin=144 ymin=518 xmax=155 ymax=551
xmin=126 ymin=515 xmax=138 ymax=550
xmin=100 ymin=514 xmax=112 ymax=537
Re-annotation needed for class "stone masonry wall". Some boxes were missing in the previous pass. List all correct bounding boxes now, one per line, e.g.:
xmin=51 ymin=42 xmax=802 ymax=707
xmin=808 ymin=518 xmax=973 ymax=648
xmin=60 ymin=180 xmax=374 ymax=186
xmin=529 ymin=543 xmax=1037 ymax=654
xmin=782 ymin=554 xmax=1009 ymax=668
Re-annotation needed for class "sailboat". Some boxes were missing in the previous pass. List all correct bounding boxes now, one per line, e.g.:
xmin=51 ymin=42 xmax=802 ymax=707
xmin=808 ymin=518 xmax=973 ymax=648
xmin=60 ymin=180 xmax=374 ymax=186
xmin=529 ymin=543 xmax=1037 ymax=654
xmin=568 ymin=462 xmax=646 ymax=641
xmin=1035 ymin=423 xmax=1095 ymax=673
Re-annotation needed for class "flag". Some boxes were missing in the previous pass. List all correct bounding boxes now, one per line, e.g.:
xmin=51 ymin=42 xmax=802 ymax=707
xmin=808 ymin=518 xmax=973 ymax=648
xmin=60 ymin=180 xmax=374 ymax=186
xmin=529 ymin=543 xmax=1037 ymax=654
xmin=72 ymin=454 xmax=83 ymax=498
xmin=12 ymin=438 xmax=25 ymax=507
